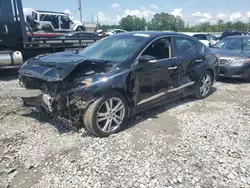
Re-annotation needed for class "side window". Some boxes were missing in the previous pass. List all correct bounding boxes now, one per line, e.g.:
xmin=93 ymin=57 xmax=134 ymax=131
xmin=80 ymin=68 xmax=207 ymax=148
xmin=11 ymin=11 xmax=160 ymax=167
xmin=173 ymin=37 xmax=204 ymax=56
xmin=78 ymin=33 xmax=85 ymax=37
xmin=32 ymin=12 xmax=38 ymax=20
xmin=85 ymin=33 xmax=96 ymax=37
xmin=142 ymin=37 xmax=171 ymax=60
xmin=226 ymin=39 xmax=242 ymax=50
xmin=243 ymin=39 xmax=250 ymax=51
xmin=41 ymin=14 xmax=51 ymax=22
xmin=209 ymin=35 xmax=217 ymax=41
xmin=193 ymin=35 xmax=206 ymax=40
xmin=206 ymin=35 xmax=211 ymax=40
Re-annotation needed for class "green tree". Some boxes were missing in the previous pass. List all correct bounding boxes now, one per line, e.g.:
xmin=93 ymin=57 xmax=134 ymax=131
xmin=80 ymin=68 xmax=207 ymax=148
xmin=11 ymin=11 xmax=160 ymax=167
xmin=119 ymin=15 xmax=146 ymax=31
xmin=233 ymin=21 xmax=246 ymax=31
xmin=150 ymin=13 xmax=185 ymax=31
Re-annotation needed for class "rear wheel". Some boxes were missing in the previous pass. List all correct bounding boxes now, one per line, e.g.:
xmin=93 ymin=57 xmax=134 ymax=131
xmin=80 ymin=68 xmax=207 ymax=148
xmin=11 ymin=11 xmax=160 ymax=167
xmin=194 ymin=70 xmax=213 ymax=99
xmin=83 ymin=91 xmax=128 ymax=137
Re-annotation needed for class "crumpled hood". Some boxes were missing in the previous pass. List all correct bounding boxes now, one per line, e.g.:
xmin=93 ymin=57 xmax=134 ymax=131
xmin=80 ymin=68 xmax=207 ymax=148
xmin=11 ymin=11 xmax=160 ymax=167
xmin=210 ymin=48 xmax=250 ymax=59
xmin=19 ymin=51 xmax=107 ymax=82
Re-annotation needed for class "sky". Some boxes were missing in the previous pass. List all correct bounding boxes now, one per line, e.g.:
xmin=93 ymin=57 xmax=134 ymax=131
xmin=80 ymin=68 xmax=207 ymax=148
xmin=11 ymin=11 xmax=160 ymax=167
xmin=22 ymin=0 xmax=250 ymax=25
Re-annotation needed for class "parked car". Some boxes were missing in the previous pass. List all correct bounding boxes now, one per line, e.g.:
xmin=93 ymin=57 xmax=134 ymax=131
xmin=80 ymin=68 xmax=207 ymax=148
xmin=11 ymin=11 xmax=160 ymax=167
xmin=211 ymin=35 xmax=250 ymax=81
xmin=96 ymin=29 xmax=107 ymax=37
xmin=220 ymin=30 xmax=250 ymax=40
xmin=26 ymin=10 xmax=85 ymax=32
xmin=58 ymin=32 xmax=100 ymax=40
xmin=192 ymin=33 xmax=219 ymax=47
xmin=15 ymin=31 xmax=219 ymax=137
xmin=105 ymin=29 xmax=127 ymax=36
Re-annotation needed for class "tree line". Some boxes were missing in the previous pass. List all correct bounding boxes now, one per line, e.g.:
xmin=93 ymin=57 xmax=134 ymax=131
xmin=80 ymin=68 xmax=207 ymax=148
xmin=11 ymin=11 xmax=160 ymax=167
xmin=97 ymin=13 xmax=250 ymax=33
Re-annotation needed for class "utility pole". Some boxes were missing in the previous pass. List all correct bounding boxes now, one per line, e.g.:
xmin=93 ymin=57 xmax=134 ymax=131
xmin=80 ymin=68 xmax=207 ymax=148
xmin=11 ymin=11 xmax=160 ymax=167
xmin=247 ymin=18 xmax=250 ymax=32
xmin=77 ymin=0 xmax=83 ymax=23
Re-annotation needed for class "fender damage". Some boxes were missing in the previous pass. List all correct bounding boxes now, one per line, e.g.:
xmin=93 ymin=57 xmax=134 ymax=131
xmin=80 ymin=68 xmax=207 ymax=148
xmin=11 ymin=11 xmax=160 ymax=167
xmin=13 ymin=51 xmax=131 ymax=125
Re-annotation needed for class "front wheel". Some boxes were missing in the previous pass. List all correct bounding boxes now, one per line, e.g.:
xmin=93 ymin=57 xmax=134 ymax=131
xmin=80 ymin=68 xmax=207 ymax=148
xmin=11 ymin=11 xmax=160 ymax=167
xmin=83 ymin=91 xmax=128 ymax=137
xmin=194 ymin=70 xmax=213 ymax=99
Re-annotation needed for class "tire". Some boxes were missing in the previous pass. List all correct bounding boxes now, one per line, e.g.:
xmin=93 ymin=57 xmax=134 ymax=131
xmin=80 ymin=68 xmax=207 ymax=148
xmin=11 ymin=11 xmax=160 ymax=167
xmin=83 ymin=91 xmax=129 ymax=137
xmin=193 ymin=70 xmax=213 ymax=99
xmin=42 ymin=24 xmax=54 ymax=32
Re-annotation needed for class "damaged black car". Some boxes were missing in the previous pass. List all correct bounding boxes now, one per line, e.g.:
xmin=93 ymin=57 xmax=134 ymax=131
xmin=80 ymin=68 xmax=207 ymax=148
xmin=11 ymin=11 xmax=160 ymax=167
xmin=15 ymin=32 xmax=220 ymax=137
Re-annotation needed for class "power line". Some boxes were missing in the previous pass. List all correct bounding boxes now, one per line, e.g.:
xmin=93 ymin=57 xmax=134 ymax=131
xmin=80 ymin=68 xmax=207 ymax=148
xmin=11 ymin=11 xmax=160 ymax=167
xmin=77 ymin=0 xmax=83 ymax=23
xmin=70 ymin=9 xmax=79 ymax=17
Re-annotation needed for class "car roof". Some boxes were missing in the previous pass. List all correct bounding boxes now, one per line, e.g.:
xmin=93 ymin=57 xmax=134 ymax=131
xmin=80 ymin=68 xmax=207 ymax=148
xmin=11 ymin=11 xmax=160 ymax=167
xmin=112 ymin=31 xmax=191 ymax=39
xmin=223 ymin=35 xmax=250 ymax=39
xmin=193 ymin=34 xmax=207 ymax=36
xmin=35 ymin=10 xmax=68 ymax=15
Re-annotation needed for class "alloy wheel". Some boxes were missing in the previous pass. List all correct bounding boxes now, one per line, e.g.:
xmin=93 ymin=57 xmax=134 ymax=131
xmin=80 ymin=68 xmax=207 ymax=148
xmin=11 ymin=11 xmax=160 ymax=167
xmin=96 ymin=97 xmax=125 ymax=133
xmin=200 ymin=73 xmax=212 ymax=96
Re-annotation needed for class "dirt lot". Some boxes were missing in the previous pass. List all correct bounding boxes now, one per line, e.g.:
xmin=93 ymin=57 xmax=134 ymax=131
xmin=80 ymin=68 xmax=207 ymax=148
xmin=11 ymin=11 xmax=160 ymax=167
xmin=0 ymin=77 xmax=250 ymax=188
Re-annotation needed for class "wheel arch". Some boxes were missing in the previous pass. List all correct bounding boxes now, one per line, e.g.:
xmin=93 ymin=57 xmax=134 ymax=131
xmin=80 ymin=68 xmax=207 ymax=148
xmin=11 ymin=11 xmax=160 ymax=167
xmin=206 ymin=67 xmax=215 ymax=84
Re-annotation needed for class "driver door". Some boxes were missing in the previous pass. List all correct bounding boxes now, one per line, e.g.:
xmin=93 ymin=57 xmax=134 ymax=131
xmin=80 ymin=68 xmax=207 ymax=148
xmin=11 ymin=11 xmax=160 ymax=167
xmin=133 ymin=37 xmax=181 ymax=109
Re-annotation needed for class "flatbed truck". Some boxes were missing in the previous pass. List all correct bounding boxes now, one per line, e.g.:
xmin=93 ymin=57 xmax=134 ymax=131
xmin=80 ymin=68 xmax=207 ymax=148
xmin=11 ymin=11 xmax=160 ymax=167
xmin=0 ymin=0 xmax=99 ymax=69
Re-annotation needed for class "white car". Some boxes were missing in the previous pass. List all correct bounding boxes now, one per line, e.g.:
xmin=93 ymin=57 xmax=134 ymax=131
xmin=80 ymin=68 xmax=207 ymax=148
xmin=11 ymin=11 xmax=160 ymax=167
xmin=105 ymin=29 xmax=127 ymax=36
xmin=26 ymin=10 xmax=85 ymax=32
xmin=192 ymin=34 xmax=219 ymax=47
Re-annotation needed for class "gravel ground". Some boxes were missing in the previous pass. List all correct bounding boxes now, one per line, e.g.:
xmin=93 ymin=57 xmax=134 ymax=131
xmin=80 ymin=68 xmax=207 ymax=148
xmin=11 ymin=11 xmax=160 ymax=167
xmin=0 ymin=77 xmax=250 ymax=188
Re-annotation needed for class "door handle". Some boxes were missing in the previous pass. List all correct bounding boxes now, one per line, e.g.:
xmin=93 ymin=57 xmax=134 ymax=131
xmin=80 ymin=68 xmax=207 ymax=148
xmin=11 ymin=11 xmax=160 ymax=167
xmin=168 ymin=66 xmax=178 ymax=70
xmin=4 ymin=25 xmax=8 ymax=34
xmin=195 ymin=59 xmax=202 ymax=63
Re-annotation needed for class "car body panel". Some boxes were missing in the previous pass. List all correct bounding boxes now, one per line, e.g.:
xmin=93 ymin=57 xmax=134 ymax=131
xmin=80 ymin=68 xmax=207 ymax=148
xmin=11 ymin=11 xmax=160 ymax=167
xmin=211 ymin=36 xmax=250 ymax=79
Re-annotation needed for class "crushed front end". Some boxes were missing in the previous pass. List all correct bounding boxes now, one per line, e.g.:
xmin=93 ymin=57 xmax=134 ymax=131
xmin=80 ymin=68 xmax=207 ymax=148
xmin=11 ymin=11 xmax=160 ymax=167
xmin=14 ymin=75 xmax=96 ymax=126
xmin=12 ymin=51 xmax=111 ymax=126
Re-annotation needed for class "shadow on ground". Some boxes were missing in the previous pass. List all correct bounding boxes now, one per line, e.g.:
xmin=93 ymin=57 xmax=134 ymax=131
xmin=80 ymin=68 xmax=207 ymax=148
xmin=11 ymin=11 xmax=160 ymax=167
xmin=0 ymin=68 xmax=19 ymax=80
xmin=122 ymin=86 xmax=217 ymax=130
xmin=21 ymin=87 xmax=217 ymax=137
xmin=22 ymin=111 xmax=78 ymax=134
xmin=218 ymin=77 xmax=249 ymax=85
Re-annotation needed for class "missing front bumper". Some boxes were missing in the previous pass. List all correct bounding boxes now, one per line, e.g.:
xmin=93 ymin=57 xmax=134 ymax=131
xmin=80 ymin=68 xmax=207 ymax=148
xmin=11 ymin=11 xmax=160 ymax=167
xmin=10 ymin=88 xmax=54 ymax=112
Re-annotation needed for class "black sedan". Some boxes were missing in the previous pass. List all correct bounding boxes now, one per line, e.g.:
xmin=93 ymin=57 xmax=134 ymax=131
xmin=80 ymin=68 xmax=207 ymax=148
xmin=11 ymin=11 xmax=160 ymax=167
xmin=16 ymin=31 xmax=220 ymax=137
xmin=211 ymin=36 xmax=250 ymax=81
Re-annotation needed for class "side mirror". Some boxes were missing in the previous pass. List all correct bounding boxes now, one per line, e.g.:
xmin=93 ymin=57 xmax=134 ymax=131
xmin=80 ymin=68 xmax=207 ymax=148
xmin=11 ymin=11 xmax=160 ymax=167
xmin=138 ymin=55 xmax=157 ymax=64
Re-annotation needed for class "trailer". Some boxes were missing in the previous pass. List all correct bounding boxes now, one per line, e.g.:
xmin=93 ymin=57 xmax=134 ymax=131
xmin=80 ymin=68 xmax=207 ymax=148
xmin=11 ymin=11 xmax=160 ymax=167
xmin=0 ymin=0 xmax=99 ymax=69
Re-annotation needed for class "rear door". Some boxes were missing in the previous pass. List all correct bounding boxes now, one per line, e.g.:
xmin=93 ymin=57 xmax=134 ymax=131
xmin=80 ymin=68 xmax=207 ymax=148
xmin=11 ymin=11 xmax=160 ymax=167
xmin=171 ymin=36 xmax=205 ymax=94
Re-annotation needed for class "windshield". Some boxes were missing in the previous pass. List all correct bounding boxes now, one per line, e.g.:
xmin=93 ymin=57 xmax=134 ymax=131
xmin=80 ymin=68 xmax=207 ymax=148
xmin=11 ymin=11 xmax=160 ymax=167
xmin=213 ymin=37 xmax=243 ymax=50
xmin=213 ymin=37 xmax=250 ymax=51
xmin=78 ymin=35 xmax=148 ymax=64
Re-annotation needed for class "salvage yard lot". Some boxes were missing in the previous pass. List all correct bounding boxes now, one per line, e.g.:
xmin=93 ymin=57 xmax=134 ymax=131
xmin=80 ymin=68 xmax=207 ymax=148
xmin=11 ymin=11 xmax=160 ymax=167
xmin=0 ymin=77 xmax=250 ymax=188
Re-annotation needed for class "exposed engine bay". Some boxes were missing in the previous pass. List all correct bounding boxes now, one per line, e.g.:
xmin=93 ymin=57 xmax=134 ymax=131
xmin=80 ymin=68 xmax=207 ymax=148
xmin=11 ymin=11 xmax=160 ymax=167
xmin=19 ymin=62 xmax=105 ymax=95
xmin=16 ymin=60 xmax=110 ymax=127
